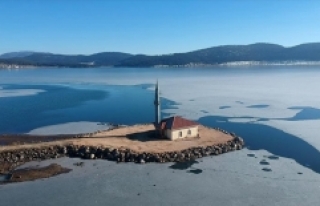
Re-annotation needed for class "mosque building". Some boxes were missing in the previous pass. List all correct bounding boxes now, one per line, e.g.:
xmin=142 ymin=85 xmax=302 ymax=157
xmin=154 ymin=81 xmax=199 ymax=140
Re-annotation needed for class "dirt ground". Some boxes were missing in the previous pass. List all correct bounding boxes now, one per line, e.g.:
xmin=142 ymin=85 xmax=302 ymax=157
xmin=0 ymin=124 xmax=233 ymax=153
xmin=0 ymin=134 xmax=73 ymax=146
xmin=1 ymin=163 xmax=71 ymax=184
xmin=75 ymin=124 xmax=233 ymax=152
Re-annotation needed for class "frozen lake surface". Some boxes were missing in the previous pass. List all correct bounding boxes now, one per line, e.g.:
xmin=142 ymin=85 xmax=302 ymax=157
xmin=1 ymin=152 xmax=319 ymax=206
xmin=0 ymin=66 xmax=320 ymax=205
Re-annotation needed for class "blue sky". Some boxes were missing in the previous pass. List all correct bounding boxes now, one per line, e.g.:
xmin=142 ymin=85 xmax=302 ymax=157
xmin=0 ymin=0 xmax=319 ymax=55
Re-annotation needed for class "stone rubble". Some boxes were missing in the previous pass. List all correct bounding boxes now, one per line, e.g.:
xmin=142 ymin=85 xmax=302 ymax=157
xmin=0 ymin=133 xmax=244 ymax=173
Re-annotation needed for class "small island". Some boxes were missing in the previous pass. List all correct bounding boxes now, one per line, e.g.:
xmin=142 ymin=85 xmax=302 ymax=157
xmin=0 ymin=81 xmax=244 ymax=183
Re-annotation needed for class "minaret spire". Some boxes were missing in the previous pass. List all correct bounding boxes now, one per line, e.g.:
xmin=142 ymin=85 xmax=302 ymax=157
xmin=154 ymin=80 xmax=161 ymax=125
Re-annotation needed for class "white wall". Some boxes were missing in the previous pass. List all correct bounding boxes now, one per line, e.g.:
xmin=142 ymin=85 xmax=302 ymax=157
xmin=166 ymin=126 xmax=198 ymax=140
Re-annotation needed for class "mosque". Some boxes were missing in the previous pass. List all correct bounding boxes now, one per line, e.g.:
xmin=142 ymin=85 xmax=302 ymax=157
xmin=154 ymin=81 xmax=199 ymax=140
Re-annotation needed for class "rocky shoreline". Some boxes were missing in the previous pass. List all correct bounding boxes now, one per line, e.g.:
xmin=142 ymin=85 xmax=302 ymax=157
xmin=0 ymin=130 xmax=244 ymax=175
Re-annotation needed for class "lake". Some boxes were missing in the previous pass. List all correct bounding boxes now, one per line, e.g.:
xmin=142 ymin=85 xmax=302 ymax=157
xmin=1 ymin=66 xmax=320 ymax=205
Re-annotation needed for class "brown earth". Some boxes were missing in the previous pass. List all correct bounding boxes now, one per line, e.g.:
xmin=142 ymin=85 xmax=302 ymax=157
xmin=1 ymin=163 xmax=71 ymax=184
xmin=0 ymin=134 xmax=73 ymax=146
xmin=0 ymin=162 xmax=22 ymax=174
xmin=77 ymin=124 xmax=234 ymax=152
xmin=0 ymin=124 xmax=233 ymax=153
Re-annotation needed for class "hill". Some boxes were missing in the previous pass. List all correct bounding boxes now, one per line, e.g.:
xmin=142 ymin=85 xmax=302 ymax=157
xmin=8 ymin=52 xmax=133 ymax=67
xmin=0 ymin=51 xmax=35 ymax=59
xmin=117 ymin=43 xmax=320 ymax=67
xmin=2 ymin=43 xmax=320 ymax=67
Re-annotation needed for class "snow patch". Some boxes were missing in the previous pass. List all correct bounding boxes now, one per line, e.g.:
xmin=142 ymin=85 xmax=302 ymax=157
xmin=0 ymin=88 xmax=45 ymax=98
xmin=27 ymin=121 xmax=111 ymax=135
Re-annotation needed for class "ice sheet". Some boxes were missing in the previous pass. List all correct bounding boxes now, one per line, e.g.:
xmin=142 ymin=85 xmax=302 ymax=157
xmin=256 ymin=119 xmax=320 ymax=151
xmin=0 ymin=89 xmax=45 ymax=98
xmin=1 ymin=67 xmax=320 ymax=205
xmin=28 ymin=121 xmax=111 ymax=135
xmin=1 ymin=150 xmax=320 ymax=206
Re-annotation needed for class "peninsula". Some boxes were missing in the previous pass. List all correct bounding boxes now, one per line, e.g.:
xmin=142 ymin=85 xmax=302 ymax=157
xmin=0 ymin=82 xmax=244 ymax=183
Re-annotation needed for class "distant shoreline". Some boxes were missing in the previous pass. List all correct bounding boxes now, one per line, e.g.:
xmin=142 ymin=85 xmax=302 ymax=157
xmin=2 ymin=43 xmax=320 ymax=68
xmin=153 ymin=61 xmax=320 ymax=68
xmin=1 ymin=61 xmax=320 ymax=69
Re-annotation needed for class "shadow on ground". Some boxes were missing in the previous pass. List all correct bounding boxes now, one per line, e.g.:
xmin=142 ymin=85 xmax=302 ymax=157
xmin=126 ymin=130 xmax=164 ymax=142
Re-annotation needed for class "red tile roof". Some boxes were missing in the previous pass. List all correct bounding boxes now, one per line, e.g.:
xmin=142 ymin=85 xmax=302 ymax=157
xmin=160 ymin=116 xmax=198 ymax=130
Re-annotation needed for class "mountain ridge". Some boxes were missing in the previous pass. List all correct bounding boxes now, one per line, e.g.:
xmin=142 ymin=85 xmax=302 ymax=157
xmin=1 ymin=43 xmax=320 ymax=67
xmin=0 ymin=51 xmax=36 ymax=59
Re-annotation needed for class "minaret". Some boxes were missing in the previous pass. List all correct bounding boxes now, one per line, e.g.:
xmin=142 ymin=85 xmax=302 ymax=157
xmin=154 ymin=80 xmax=161 ymax=126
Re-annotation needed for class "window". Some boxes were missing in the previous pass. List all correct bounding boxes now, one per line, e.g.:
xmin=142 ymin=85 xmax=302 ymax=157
xmin=179 ymin=131 xmax=182 ymax=137
xmin=188 ymin=129 xmax=191 ymax=135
